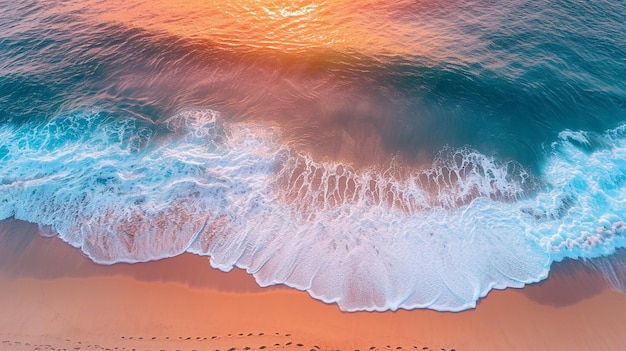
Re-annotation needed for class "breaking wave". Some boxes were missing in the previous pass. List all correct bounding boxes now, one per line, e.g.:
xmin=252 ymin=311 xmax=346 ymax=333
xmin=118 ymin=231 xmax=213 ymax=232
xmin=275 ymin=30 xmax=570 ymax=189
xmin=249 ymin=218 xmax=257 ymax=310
xmin=1 ymin=108 xmax=625 ymax=311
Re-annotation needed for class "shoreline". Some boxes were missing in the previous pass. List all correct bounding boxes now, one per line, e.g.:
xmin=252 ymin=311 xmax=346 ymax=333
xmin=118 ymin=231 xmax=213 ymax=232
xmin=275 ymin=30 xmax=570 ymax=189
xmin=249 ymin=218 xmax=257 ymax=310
xmin=1 ymin=222 xmax=626 ymax=350
xmin=1 ymin=274 xmax=626 ymax=351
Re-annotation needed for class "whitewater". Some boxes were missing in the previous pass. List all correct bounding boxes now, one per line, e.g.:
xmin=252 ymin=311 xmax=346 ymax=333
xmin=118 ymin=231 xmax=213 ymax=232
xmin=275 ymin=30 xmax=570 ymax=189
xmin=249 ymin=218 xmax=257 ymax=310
xmin=1 ymin=108 xmax=625 ymax=311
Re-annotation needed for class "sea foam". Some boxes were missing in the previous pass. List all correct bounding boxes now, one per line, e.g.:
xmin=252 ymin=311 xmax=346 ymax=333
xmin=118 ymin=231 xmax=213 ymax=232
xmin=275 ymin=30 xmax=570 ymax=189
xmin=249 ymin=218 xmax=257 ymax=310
xmin=1 ymin=109 xmax=625 ymax=311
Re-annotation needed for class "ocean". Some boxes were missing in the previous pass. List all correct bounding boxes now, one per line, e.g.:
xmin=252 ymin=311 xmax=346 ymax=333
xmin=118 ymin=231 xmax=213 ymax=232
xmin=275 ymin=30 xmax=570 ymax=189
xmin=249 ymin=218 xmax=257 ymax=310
xmin=0 ymin=0 xmax=625 ymax=312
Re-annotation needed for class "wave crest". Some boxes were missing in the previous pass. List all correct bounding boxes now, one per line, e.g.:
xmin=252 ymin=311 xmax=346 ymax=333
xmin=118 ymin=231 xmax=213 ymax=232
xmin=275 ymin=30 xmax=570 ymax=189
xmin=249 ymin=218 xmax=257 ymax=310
xmin=1 ymin=109 xmax=625 ymax=311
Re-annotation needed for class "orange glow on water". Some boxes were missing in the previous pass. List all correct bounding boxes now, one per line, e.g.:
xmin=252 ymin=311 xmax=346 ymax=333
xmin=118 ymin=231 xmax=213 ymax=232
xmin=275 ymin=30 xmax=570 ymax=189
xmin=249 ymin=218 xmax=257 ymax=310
xmin=78 ymin=0 xmax=437 ymax=58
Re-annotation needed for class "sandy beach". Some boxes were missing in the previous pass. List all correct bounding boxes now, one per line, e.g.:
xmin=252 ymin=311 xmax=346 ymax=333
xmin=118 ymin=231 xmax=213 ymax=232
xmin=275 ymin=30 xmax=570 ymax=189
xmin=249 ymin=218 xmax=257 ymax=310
xmin=1 ymin=221 xmax=626 ymax=351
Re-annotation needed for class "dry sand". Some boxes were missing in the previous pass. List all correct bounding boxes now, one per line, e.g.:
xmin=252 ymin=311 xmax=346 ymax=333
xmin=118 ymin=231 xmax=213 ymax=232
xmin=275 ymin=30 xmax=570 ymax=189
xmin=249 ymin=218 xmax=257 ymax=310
xmin=1 ymin=220 xmax=626 ymax=351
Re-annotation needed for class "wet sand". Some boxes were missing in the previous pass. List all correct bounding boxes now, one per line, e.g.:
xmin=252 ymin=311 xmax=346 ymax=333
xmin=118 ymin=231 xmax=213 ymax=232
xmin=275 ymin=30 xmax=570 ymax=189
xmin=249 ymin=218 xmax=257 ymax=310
xmin=1 ymin=220 xmax=626 ymax=351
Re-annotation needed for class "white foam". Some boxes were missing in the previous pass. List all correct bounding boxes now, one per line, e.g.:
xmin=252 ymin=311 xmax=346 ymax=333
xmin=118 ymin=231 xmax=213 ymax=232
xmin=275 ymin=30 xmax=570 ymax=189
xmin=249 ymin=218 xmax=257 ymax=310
xmin=0 ymin=109 xmax=279 ymax=263
xmin=2 ymin=109 xmax=626 ymax=311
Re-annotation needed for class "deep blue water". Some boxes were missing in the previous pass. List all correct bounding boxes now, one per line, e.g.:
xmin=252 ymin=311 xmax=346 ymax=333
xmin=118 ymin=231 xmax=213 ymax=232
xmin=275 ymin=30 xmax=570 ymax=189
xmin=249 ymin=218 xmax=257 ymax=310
xmin=0 ymin=0 xmax=625 ymax=311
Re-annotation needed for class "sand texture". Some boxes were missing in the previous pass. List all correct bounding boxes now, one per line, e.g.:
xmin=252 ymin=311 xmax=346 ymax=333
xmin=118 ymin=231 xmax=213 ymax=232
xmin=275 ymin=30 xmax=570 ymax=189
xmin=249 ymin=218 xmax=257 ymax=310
xmin=1 ymin=222 xmax=626 ymax=351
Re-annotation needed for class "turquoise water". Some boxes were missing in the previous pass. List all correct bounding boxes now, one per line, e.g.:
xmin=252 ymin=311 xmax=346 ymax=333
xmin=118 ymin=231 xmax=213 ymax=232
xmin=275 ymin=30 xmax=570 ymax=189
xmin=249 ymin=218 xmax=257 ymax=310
xmin=0 ymin=0 xmax=625 ymax=311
